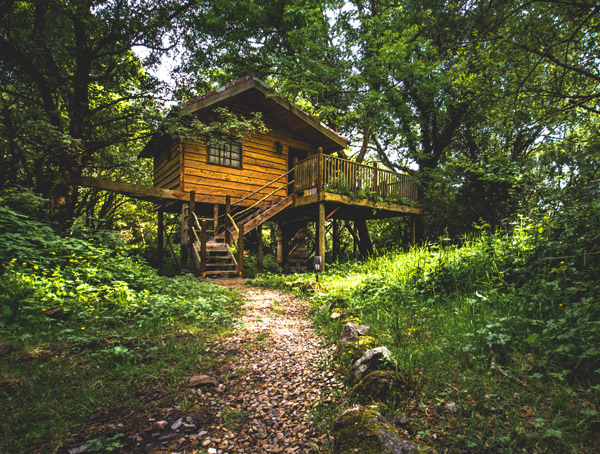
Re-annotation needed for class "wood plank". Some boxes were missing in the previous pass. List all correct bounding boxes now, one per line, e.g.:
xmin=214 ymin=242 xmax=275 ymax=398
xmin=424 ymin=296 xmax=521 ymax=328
xmin=80 ymin=176 xmax=188 ymax=201
xmin=183 ymin=163 xmax=283 ymax=183
xmin=184 ymin=183 xmax=285 ymax=206
xmin=185 ymin=175 xmax=288 ymax=198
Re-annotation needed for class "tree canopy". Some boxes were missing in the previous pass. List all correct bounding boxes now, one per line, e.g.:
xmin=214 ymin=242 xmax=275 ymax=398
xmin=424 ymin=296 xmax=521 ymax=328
xmin=1 ymin=0 xmax=598 ymax=238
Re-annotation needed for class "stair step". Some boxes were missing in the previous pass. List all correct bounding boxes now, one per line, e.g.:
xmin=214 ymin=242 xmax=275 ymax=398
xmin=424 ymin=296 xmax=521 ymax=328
xmin=205 ymin=270 xmax=238 ymax=276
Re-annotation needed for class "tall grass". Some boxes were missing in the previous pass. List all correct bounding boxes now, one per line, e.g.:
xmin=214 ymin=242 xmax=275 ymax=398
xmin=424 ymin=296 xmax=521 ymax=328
xmin=252 ymin=214 xmax=600 ymax=452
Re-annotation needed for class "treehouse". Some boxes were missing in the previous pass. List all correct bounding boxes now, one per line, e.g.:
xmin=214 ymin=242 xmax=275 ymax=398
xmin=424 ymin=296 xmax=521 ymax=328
xmin=139 ymin=75 xmax=421 ymax=277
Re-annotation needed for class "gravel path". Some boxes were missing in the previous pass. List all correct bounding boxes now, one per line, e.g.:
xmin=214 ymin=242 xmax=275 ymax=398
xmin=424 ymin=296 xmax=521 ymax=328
xmin=186 ymin=278 xmax=343 ymax=454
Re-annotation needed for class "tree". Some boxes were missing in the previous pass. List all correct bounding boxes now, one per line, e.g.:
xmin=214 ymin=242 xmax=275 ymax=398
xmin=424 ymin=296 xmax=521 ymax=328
xmin=0 ymin=0 xmax=197 ymax=225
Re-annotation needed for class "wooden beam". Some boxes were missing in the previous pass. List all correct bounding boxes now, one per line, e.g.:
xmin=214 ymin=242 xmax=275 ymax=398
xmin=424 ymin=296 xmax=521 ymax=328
xmin=80 ymin=176 xmax=187 ymax=202
xmin=180 ymin=204 xmax=188 ymax=272
xmin=200 ymin=219 xmax=207 ymax=277
xmin=293 ymin=192 xmax=422 ymax=215
xmin=157 ymin=208 xmax=164 ymax=273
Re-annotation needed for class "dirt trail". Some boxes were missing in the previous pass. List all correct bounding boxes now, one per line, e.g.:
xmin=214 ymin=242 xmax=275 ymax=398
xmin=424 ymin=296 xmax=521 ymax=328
xmin=182 ymin=278 xmax=343 ymax=454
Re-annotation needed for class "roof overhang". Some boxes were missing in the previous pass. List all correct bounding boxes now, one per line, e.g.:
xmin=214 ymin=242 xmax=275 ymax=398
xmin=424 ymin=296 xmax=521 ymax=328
xmin=140 ymin=75 xmax=348 ymax=158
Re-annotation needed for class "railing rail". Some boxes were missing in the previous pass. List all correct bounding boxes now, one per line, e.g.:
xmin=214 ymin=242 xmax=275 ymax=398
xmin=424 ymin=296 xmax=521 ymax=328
xmin=294 ymin=154 xmax=418 ymax=202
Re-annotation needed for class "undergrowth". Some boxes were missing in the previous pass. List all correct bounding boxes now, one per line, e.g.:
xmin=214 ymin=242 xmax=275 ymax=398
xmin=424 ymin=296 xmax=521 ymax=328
xmin=250 ymin=214 xmax=600 ymax=452
xmin=0 ymin=192 xmax=241 ymax=453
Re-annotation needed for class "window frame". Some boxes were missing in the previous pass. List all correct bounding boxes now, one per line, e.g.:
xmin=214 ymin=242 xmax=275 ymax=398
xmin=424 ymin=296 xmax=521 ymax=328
xmin=206 ymin=133 xmax=243 ymax=169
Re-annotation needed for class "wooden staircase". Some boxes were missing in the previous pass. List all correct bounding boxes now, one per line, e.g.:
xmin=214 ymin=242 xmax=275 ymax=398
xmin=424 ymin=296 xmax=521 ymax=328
xmin=188 ymin=194 xmax=295 ymax=278
xmin=214 ymin=195 xmax=294 ymax=243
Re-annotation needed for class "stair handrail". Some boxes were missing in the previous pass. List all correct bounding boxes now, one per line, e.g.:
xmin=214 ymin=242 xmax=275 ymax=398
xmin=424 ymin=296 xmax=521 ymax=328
xmin=232 ymin=179 xmax=294 ymax=221
xmin=231 ymin=168 xmax=294 ymax=207
xmin=226 ymin=213 xmax=239 ymax=236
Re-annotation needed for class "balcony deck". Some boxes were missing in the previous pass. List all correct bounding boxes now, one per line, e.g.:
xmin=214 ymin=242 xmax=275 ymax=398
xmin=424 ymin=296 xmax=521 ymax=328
xmin=291 ymin=153 xmax=421 ymax=217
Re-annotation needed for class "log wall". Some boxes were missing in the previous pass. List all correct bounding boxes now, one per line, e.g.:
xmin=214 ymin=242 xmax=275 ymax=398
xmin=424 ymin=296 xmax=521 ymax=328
xmin=154 ymin=143 xmax=181 ymax=191
xmin=180 ymin=125 xmax=315 ymax=207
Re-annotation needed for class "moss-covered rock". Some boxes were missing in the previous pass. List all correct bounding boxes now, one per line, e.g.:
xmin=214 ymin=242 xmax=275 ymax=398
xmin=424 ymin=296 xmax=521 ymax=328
xmin=352 ymin=346 xmax=396 ymax=381
xmin=352 ymin=370 xmax=412 ymax=404
xmin=339 ymin=322 xmax=371 ymax=345
xmin=336 ymin=336 xmax=376 ymax=365
xmin=333 ymin=406 xmax=437 ymax=454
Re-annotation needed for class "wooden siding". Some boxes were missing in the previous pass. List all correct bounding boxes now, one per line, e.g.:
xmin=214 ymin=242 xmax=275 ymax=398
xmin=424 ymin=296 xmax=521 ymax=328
xmin=154 ymin=143 xmax=180 ymax=191
xmin=181 ymin=125 xmax=316 ymax=206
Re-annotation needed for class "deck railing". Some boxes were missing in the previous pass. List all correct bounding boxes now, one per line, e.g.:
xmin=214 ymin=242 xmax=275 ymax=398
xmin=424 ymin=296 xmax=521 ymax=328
xmin=294 ymin=153 xmax=419 ymax=203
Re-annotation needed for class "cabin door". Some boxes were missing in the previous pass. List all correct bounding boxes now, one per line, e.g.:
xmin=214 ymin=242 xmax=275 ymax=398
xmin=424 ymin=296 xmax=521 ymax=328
xmin=288 ymin=147 xmax=308 ymax=195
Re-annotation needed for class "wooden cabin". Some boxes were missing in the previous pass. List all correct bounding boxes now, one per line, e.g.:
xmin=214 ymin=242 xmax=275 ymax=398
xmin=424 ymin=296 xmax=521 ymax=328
xmin=140 ymin=75 xmax=421 ymax=277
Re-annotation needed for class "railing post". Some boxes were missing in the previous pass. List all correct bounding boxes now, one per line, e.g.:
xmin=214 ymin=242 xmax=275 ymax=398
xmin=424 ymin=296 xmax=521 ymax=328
xmin=200 ymin=219 xmax=207 ymax=276
xmin=188 ymin=191 xmax=196 ymax=271
xmin=292 ymin=157 xmax=298 ymax=196
xmin=317 ymin=146 xmax=324 ymax=196
xmin=225 ymin=195 xmax=231 ymax=245
xmin=373 ymin=162 xmax=378 ymax=195
xmin=238 ymin=222 xmax=245 ymax=277
xmin=213 ymin=204 xmax=219 ymax=238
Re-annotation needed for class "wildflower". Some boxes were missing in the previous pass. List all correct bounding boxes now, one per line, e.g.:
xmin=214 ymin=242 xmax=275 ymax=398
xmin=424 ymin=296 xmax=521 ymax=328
xmin=80 ymin=326 xmax=85 ymax=330
xmin=11 ymin=258 xmax=17 ymax=262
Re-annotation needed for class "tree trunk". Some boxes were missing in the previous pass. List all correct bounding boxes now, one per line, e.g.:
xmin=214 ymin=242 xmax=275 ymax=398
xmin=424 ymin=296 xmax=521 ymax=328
xmin=50 ymin=156 xmax=81 ymax=227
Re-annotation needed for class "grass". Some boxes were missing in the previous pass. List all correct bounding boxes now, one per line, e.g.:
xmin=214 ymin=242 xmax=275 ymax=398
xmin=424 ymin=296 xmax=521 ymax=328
xmin=0 ymin=194 xmax=243 ymax=453
xmin=249 ymin=218 xmax=600 ymax=453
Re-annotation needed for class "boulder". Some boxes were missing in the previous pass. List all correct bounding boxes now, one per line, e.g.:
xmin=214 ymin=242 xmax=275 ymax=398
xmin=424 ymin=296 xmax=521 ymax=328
xmin=339 ymin=323 xmax=371 ymax=346
xmin=352 ymin=346 xmax=394 ymax=381
xmin=352 ymin=370 xmax=411 ymax=403
xmin=333 ymin=405 xmax=436 ymax=454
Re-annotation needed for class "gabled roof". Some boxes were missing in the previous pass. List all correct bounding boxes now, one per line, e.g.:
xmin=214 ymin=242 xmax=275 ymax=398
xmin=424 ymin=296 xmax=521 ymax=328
xmin=140 ymin=75 xmax=348 ymax=158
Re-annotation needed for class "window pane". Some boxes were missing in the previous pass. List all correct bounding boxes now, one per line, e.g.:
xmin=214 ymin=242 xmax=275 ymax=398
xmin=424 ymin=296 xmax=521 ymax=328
xmin=207 ymin=135 xmax=241 ymax=168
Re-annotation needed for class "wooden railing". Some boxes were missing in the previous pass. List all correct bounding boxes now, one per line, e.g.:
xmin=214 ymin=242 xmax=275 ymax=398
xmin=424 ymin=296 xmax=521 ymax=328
xmin=294 ymin=153 xmax=419 ymax=203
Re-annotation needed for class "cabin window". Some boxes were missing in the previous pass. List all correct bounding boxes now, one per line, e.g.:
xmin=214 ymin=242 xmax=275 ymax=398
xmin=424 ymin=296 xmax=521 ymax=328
xmin=207 ymin=134 xmax=242 ymax=168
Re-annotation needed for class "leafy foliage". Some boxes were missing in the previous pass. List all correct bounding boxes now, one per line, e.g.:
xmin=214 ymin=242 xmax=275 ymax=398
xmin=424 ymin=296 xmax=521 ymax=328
xmin=251 ymin=191 xmax=600 ymax=451
xmin=0 ymin=191 xmax=241 ymax=452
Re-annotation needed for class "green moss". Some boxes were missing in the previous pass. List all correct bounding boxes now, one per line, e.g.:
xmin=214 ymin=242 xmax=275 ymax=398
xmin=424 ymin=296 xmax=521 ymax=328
xmin=334 ymin=406 xmax=437 ymax=454
xmin=334 ymin=406 xmax=389 ymax=454
xmin=352 ymin=370 xmax=412 ymax=404
xmin=336 ymin=336 xmax=376 ymax=364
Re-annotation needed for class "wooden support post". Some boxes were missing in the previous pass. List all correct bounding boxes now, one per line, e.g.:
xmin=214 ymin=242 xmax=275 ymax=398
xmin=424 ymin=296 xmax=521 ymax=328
xmin=213 ymin=204 xmax=219 ymax=237
xmin=225 ymin=195 xmax=231 ymax=245
xmin=238 ymin=222 xmax=245 ymax=277
xmin=411 ymin=216 xmax=416 ymax=246
xmin=200 ymin=219 xmax=207 ymax=276
xmin=316 ymin=147 xmax=324 ymax=196
xmin=157 ymin=207 xmax=164 ymax=273
xmin=188 ymin=191 xmax=196 ymax=271
xmin=257 ymin=224 xmax=263 ymax=274
xmin=180 ymin=204 xmax=188 ymax=272
xmin=318 ymin=202 xmax=326 ymax=272
xmin=332 ymin=218 xmax=339 ymax=263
